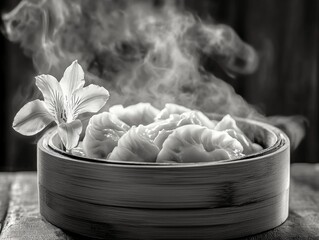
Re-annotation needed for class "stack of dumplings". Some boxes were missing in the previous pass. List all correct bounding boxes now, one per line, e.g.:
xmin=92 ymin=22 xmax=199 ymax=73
xmin=82 ymin=103 xmax=263 ymax=163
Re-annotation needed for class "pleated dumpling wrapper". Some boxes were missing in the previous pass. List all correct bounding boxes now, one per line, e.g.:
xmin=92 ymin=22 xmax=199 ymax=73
xmin=146 ymin=111 xmax=217 ymax=148
xmin=214 ymin=114 xmax=263 ymax=154
xmin=83 ymin=112 xmax=130 ymax=159
xmin=109 ymin=125 xmax=160 ymax=162
xmin=155 ymin=103 xmax=217 ymax=129
xmin=109 ymin=103 xmax=160 ymax=126
xmin=156 ymin=125 xmax=244 ymax=163
xmin=155 ymin=103 xmax=192 ymax=120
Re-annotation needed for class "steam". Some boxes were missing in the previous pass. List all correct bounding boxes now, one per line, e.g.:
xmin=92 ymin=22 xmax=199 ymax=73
xmin=2 ymin=0 xmax=305 ymax=148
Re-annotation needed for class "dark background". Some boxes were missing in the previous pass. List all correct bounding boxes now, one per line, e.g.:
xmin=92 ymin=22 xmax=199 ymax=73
xmin=0 ymin=0 xmax=318 ymax=171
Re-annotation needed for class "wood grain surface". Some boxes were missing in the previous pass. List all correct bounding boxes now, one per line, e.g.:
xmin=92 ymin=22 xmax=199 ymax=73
xmin=0 ymin=174 xmax=11 ymax=232
xmin=0 ymin=173 xmax=70 ymax=240
xmin=0 ymin=163 xmax=318 ymax=239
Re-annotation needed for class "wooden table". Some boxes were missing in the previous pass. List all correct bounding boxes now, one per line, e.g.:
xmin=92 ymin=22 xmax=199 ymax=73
xmin=0 ymin=163 xmax=318 ymax=240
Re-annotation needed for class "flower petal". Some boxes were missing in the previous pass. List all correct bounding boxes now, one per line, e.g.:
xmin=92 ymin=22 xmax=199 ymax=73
xmin=70 ymin=84 xmax=109 ymax=118
xmin=12 ymin=100 xmax=54 ymax=136
xmin=35 ymin=74 xmax=65 ymax=123
xmin=60 ymin=60 xmax=85 ymax=97
xmin=58 ymin=119 xmax=82 ymax=150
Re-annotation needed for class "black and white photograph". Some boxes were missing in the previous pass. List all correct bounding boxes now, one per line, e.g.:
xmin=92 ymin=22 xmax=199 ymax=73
xmin=0 ymin=0 xmax=318 ymax=239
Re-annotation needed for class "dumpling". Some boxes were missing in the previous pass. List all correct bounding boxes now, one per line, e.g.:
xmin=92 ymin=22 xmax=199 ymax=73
xmin=225 ymin=129 xmax=263 ymax=154
xmin=156 ymin=103 xmax=216 ymax=128
xmin=214 ymin=114 xmax=240 ymax=132
xmin=215 ymin=114 xmax=262 ymax=154
xmin=143 ymin=114 xmax=181 ymax=147
xmin=153 ymin=129 xmax=174 ymax=149
xmin=109 ymin=103 xmax=160 ymax=126
xmin=155 ymin=103 xmax=192 ymax=120
xmin=145 ymin=111 xmax=216 ymax=142
xmin=108 ymin=125 xmax=160 ymax=162
xmin=145 ymin=114 xmax=182 ymax=140
xmin=83 ymin=112 xmax=130 ymax=159
xmin=178 ymin=111 xmax=217 ymax=129
xmin=156 ymin=125 xmax=244 ymax=163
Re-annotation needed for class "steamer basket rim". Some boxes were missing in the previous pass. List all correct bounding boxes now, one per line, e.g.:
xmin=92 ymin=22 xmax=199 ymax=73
xmin=40 ymin=114 xmax=290 ymax=169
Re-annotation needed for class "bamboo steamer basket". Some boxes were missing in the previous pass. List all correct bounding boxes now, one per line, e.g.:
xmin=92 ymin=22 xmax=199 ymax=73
xmin=37 ymin=115 xmax=290 ymax=240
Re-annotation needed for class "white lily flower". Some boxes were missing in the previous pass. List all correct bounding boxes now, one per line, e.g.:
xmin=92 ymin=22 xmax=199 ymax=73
xmin=12 ymin=60 xmax=110 ymax=150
